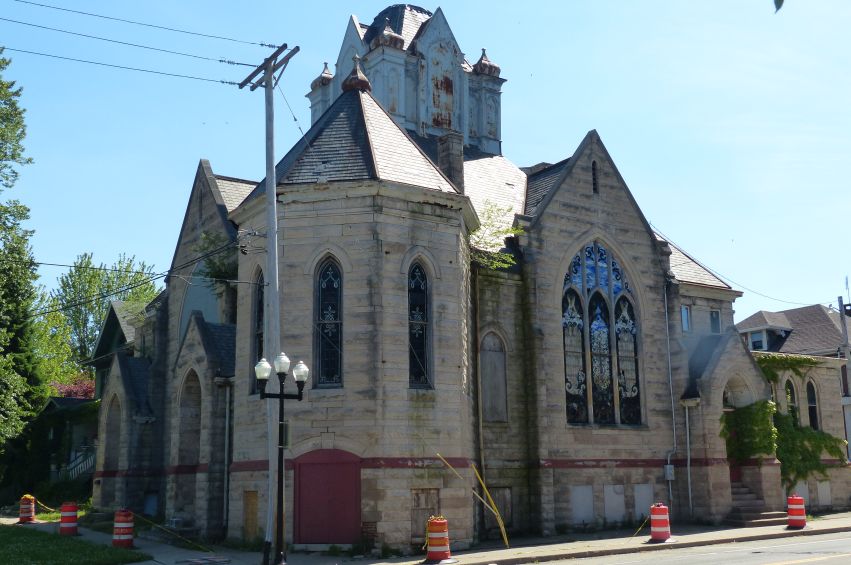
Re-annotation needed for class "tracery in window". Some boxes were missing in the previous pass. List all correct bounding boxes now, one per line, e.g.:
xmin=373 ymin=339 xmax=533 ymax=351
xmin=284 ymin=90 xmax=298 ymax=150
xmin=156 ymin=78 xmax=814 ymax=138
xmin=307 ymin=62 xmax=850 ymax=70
xmin=562 ymin=241 xmax=640 ymax=425
xmin=409 ymin=263 xmax=430 ymax=388
xmin=785 ymin=380 xmax=798 ymax=425
xmin=562 ymin=289 xmax=587 ymax=423
xmin=616 ymin=297 xmax=640 ymax=425
xmin=314 ymin=259 xmax=342 ymax=387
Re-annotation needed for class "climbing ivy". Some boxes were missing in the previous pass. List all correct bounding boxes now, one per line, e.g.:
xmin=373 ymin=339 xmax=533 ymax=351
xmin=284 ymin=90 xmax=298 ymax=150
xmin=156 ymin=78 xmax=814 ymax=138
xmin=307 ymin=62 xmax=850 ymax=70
xmin=720 ymin=400 xmax=778 ymax=464
xmin=753 ymin=351 xmax=820 ymax=383
xmin=774 ymin=411 xmax=847 ymax=491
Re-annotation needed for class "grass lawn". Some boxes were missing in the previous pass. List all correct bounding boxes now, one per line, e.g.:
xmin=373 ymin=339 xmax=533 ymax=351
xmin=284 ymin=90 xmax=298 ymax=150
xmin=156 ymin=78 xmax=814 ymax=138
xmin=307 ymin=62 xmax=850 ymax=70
xmin=0 ymin=524 xmax=152 ymax=565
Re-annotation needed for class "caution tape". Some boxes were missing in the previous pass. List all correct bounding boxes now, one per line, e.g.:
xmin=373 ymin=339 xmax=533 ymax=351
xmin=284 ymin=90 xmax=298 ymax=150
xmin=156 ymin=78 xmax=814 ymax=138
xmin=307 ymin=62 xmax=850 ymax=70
xmin=32 ymin=496 xmax=59 ymax=514
xmin=130 ymin=511 xmax=214 ymax=554
xmin=630 ymin=513 xmax=650 ymax=539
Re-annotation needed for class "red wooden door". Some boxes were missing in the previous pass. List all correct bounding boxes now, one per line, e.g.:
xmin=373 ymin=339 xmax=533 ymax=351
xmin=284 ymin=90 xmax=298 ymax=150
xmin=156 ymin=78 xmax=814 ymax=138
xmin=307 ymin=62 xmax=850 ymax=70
xmin=294 ymin=449 xmax=361 ymax=544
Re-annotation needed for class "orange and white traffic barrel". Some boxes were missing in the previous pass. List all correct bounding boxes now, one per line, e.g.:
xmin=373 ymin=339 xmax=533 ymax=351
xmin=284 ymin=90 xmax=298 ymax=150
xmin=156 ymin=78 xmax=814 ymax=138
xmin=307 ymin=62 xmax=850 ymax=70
xmin=18 ymin=495 xmax=35 ymax=524
xmin=59 ymin=501 xmax=78 ymax=536
xmin=425 ymin=516 xmax=453 ymax=564
xmin=787 ymin=494 xmax=806 ymax=529
xmin=649 ymin=502 xmax=671 ymax=542
xmin=112 ymin=509 xmax=134 ymax=548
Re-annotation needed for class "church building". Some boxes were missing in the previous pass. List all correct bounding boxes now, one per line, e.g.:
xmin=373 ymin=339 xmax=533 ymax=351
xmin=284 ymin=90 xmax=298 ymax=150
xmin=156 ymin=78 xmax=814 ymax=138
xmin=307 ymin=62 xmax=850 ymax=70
xmin=92 ymin=4 xmax=848 ymax=550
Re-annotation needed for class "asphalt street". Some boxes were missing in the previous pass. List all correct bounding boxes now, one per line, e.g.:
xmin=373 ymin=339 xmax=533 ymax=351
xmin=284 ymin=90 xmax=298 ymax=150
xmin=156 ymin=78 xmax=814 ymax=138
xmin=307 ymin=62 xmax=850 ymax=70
xmin=551 ymin=532 xmax=851 ymax=564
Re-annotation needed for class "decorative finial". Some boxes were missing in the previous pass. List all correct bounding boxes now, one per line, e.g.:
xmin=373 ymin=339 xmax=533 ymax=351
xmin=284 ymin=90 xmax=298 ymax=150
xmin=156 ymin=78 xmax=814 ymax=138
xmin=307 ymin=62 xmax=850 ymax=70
xmin=341 ymin=54 xmax=371 ymax=92
xmin=310 ymin=61 xmax=333 ymax=90
xmin=473 ymin=47 xmax=501 ymax=77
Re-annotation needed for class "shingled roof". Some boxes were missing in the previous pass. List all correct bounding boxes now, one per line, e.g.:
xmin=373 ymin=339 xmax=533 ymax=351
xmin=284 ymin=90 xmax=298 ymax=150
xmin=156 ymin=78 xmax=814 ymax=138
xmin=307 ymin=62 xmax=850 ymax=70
xmin=213 ymin=175 xmax=255 ymax=212
xmin=362 ymin=4 xmax=433 ymax=51
xmin=737 ymin=304 xmax=848 ymax=356
xmin=656 ymin=234 xmax=732 ymax=290
xmin=244 ymin=86 xmax=455 ymax=203
xmin=524 ymin=158 xmax=571 ymax=216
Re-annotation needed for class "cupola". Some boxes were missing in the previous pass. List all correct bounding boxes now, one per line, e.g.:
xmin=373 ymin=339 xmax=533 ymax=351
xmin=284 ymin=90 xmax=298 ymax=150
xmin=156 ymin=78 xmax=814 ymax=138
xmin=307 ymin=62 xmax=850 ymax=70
xmin=341 ymin=55 xmax=372 ymax=92
xmin=473 ymin=48 xmax=501 ymax=77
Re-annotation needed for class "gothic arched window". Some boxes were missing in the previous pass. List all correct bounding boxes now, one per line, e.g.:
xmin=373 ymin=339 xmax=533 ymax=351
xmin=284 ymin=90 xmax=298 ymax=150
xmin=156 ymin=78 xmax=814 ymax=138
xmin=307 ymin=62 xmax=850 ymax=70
xmin=251 ymin=271 xmax=264 ymax=395
xmin=314 ymin=259 xmax=342 ymax=387
xmin=785 ymin=380 xmax=798 ymax=425
xmin=481 ymin=333 xmax=508 ymax=422
xmin=562 ymin=241 xmax=640 ymax=425
xmin=408 ymin=262 xmax=431 ymax=388
xmin=806 ymin=381 xmax=819 ymax=430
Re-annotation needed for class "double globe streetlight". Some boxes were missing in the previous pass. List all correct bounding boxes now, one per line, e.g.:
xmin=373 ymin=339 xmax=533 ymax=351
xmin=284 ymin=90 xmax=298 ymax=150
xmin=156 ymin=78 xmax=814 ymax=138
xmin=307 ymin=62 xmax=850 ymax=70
xmin=254 ymin=353 xmax=309 ymax=565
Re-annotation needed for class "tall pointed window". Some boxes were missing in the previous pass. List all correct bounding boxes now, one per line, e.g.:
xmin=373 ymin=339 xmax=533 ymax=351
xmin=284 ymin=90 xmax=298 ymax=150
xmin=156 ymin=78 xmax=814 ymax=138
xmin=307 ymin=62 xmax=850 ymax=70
xmin=785 ymin=380 xmax=798 ymax=425
xmin=251 ymin=271 xmax=264 ymax=395
xmin=314 ymin=259 xmax=342 ymax=387
xmin=806 ymin=381 xmax=819 ymax=430
xmin=562 ymin=241 xmax=641 ymax=425
xmin=408 ymin=262 xmax=431 ymax=388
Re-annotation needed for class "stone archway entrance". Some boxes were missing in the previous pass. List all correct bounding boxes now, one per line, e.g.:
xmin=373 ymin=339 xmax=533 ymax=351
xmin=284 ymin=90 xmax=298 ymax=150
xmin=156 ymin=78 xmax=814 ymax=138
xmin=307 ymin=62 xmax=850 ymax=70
xmin=294 ymin=449 xmax=361 ymax=544
xmin=723 ymin=376 xmax=755 ymax=483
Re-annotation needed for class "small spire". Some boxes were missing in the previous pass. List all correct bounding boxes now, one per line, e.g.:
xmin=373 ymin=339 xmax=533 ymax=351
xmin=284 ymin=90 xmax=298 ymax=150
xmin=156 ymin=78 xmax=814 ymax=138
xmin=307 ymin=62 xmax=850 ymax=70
xmin=341 ymin=54 xmax=371 ymax=92
xmin=370 ymin=17 xmax=404 ymax=50
xmin=473 ymin=47 xmax=501 ymax=77
xmin=310 ymin=62 xmax=333 ymax=91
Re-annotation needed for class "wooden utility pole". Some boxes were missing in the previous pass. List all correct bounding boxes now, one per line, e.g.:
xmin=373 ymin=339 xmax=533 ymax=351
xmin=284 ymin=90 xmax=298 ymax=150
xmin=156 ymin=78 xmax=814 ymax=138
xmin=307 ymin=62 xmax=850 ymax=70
xmin=239 ymin=43 xmax=299 ymax=565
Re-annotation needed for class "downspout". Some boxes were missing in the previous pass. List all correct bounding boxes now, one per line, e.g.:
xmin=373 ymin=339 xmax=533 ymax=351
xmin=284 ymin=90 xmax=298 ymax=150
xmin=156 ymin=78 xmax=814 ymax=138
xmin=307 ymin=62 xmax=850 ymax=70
xmin=223 ymin=381 xmax=232 ymax=535
xmin=473 ymin=267 xmax=486 ymax=502
xmin=663 ymin=277 xmax=677 ymax=506
xmin=681 ymin=397 xmax=700 ymax=518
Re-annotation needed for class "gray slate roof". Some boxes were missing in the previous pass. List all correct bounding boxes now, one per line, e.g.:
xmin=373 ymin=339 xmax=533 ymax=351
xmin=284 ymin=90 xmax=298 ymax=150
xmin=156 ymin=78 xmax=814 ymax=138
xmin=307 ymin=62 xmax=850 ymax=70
xmin=736 ymin=304 xmax=847 ymax=356
xmin=736 ymin=310 xmax=792 ymax=332
xmin=117 ymin=353 xmax=153 ymax=417
xmin=362 ymin=4 xmax=433 ymax=51
xmin=244 ymin=87 xmax=455 ymax=199
xmin=524 ymin=159 xmax=570 ymax=216
xmin=214 ymin=175 xmax=255 ymax=212
xmin=656 ymin=234 xmax=732 ymax=290
xmin=203 ymin=322 xmax=236 ymax=377
xmin=111 ymin=301 xmax=138 ymax=343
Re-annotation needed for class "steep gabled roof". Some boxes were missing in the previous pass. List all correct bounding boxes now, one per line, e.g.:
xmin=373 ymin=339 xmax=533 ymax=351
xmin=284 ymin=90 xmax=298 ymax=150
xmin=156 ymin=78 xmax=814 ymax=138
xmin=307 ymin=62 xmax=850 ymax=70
xmin=736 ymin=310 xmax=793 ymax=332
xmin=90 ymin=300 xmax=141 ymax=363
xmin=241 ymin=87 xmax=456 ymax=206
xmin=116 ymin=352 xmax=153 ymax=417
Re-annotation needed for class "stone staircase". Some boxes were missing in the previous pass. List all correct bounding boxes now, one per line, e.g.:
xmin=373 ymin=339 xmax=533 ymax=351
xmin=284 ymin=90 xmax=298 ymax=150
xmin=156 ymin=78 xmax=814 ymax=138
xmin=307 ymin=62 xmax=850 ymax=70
xmin=725 ymin=482 xmax=787 ymax=527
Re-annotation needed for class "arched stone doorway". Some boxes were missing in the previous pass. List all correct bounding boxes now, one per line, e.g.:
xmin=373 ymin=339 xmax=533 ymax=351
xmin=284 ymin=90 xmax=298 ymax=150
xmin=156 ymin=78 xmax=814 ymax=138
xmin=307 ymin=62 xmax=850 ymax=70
xmin=102 ymin=395 xmax=122 ymax=507
xmin=723 ymin=375 xmax=755 ymax=483
xmin=294 ymin=449 xmax=361 ymax=544
xmin=175 ymin=371 xmax=202 ymax=521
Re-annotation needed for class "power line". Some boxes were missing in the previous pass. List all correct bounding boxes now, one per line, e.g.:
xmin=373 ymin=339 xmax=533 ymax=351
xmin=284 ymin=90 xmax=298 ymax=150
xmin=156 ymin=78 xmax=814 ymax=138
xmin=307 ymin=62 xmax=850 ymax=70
xmin=276 ymin=83 xmax=306 ymax=138
xmin=12 ymin=0 xmax=278 ymax=48
xmin=30 ymin=240 xmax=240 ymax=319
xmin=0 ymin=16 xmax=254 ymax=67
xmin=1 ymin=47 xmax=240 ymax=85
xmin=654 ymin=224 xmax=830 ymax=307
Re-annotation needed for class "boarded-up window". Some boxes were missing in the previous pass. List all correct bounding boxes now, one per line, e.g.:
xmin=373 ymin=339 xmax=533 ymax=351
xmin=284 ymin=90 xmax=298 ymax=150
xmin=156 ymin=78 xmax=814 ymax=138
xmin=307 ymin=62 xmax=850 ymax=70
xmin=411 ymin=488 xmax=440 ymax=544
xmin=484 ymin=487 xmax=512 ymax=530
xmin=243 ymin=491 xmax=258 ymax=541
xmin=481 ymin=333 xmax=508 ymax=422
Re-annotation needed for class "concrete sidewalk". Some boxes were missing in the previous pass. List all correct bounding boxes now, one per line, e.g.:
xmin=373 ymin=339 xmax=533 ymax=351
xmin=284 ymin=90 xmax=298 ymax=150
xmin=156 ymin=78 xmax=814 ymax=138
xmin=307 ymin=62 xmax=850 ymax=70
xmin=5 ymin=512 xmax=851 ymax=564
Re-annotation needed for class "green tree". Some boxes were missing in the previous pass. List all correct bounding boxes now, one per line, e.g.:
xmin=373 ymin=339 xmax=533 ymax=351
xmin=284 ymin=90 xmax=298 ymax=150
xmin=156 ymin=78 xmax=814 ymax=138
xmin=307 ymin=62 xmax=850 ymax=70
xmin=469 ymin=200 xmax=523 ymax=270
xmin=30 ymin=291 xmax=78 ymax=387
xmin=51 ymin=252 xmax=160 ymax=362
xmin=0 ymin=49 xmax=32 ymax=190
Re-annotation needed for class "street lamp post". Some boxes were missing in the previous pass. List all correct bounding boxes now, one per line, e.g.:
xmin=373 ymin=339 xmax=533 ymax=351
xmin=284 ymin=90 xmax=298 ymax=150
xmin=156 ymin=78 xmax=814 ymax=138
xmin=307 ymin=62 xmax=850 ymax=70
xmin=254 ymin=353 xmax=309 ymax=565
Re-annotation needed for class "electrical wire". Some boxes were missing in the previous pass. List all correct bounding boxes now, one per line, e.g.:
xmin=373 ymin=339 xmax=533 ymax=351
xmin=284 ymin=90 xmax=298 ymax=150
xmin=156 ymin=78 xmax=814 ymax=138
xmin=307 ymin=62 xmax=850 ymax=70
xmin=276 ymin=83 xmax=306 ymax=138
xmin=29 ymin=240 xmax=240 ymax=319
xmin=12 ymin=0 xmax=278 ymax=48
xmin=1 ymin=47 xmax=240 ymax=85
xmin=653 ymin=223 xmax=831 ymax=307
xmin=0 ymin=16 xmax=254 ymax=67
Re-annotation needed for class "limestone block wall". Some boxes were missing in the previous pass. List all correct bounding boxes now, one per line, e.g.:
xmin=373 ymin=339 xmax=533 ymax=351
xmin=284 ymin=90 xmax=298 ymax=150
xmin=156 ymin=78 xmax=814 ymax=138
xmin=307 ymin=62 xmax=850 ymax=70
xmin=228 ymin=181 xmax=477 ymax=548
xmin=518 ymin=134 xmax=681 ymax=532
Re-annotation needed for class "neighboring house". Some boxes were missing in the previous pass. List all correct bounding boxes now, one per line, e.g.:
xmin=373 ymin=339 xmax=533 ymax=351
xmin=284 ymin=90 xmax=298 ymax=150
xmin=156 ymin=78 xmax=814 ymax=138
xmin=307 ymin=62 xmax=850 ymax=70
xmin=41 ymin=397 xmax=98 ymax=483
xmin=91 ymin=4 xmax=849 ymax=550
xmin=737 ymin=304 xmax=851 ymax=481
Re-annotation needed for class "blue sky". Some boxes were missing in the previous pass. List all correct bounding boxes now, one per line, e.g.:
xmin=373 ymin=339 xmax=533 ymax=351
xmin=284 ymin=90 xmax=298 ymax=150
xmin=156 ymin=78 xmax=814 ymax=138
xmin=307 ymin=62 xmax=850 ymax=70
xmin=3 ymin=1 xmax=850 ymax=322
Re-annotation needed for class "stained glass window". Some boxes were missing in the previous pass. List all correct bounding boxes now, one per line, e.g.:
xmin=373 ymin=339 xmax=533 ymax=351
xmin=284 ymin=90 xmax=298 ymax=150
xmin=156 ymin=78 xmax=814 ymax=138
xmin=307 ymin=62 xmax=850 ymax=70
xmin=563 ymin=241 xmax=641 ymax=425
xmin=616 ymin=297 xmax=640 ymax=425
xmin=562 ymin=288 xmax=587 ymax=423
xmin=314 ymin=259 xmax=342 ymax=387
xmin=251 ymin=272 xmax=264 ymax=395
xmin=409 ymin=263 xmax=430 ymax=388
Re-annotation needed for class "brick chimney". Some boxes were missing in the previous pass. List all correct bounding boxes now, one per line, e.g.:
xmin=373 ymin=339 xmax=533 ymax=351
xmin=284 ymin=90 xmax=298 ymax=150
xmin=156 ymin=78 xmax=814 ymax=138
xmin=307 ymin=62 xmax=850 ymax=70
xmin=437 ymin=132 xmax=464 ymax=193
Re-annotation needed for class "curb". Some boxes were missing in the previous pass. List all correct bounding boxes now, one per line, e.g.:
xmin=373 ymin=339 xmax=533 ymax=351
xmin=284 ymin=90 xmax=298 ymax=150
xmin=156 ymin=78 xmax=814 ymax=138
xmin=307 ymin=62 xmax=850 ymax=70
xmin=452 ymin=525 xmax=851 ymax=565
